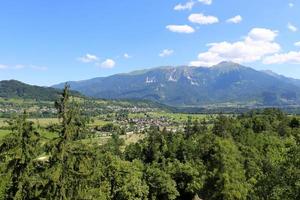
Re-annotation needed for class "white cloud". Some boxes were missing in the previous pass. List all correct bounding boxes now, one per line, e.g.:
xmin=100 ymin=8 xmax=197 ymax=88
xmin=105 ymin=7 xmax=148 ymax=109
xmin=190 ymin=52 xmax=223 ymax=67
xmin=0 ymin=64 xmax=8 ymax=69
xmin=248 ymin=28 xmax=278 ymax=41
xmin=198 ymin=0 xmax=212 ymax=5
xmin=0 ymin=64 xmax=47 ymax=70
xmin=289 ymin=3 xmax=294 ymax=7
xmin=295 ymin=41 xmax=300 ymax=47
xmin=288 ymin=23 xmax=298 ymax=32
xmin=100 ymin=59 xmax=116 ymax=68
xmin=188 ymin=13 xmax=219 ymax=25
xmin=226 ymin=15 xmax=242 ymax=24
xmin=166 ymin=25 xmax=195 ymax=33
xmin=174 ymin=1 xmax=195 ymax=11
xmin=159 ymin=49 xmax=174 ymax=57
xmin=189 ymin=28 xmax=280 ymax=67
xmin=124 ymin=53 xmax=132 ymax=59
xmin=263 ymin=51 xmax=300 ymax=64
xmin=78 ymin=53 xmax=99 ymax=63
xmin=13 ymin=64 xmax=25 ymax=69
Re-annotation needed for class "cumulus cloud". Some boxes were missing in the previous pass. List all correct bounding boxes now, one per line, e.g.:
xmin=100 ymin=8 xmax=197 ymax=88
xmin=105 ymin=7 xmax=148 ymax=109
xmin=190 ymin=52 xmax=223 ymax=67
xmin=295 ymin=41 xmax=300 ymax=47
xmin=248 ymin=28 xmax=278 ymax=41
xmin=174 ymin=1 xmax=195 ymax=11
xmin=188 ymin=13 xmax=219 ymax=25
xmin=263 ymin=51 xmax=300 ymax=64
xmin=166 ymin=25 xmax=195 ymax=33
xmin=198 ymin=0 xmax=212 ymax=5
xmin=100 ymin=59 xmax=116 ymax=68
xmin=159 ymin=49 xmax=174 ymax=57
xmin=226 ymin=15 xmax=242 ymax=24
xmin=189 ymin=28 xmax=280 ymax=67
xmin=78 ymin=53 xmax=99 ymax=63
xmin=288 ymin=23 xmax=298 ymax=32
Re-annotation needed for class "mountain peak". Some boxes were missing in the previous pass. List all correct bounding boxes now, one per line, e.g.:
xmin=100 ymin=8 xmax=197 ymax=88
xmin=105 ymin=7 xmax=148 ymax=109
xmin=213 ymin=61 xmax=241 ymax=68
xmin=210 ymin=61 xmax=245 ymax=73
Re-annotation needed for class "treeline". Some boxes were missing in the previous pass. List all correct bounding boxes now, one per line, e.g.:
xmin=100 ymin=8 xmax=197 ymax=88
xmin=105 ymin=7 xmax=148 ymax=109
xmin=1 ymin=86 xmax=300 ymax=199
xmin=0 ymin=80 xmax=81 ymax=101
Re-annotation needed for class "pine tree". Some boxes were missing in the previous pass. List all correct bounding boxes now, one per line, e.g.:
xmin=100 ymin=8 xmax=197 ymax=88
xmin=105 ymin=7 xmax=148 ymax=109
xmin=42 ymin=84 xmax=94 ymax=199
xmin=0 ymin=111 xmax=40 ymax=199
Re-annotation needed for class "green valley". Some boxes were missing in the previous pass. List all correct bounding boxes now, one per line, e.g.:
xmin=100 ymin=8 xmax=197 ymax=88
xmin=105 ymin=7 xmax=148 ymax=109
xmin=1 ymin=85 xmax=300 ymax=199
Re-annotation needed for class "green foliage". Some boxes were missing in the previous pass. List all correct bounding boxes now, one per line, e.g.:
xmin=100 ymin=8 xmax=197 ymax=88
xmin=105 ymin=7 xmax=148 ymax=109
xmin=146 ymin=165 xmax=179 ymax=200
xmin=0 ymin=80 xmax=80 ymax=101
xmin=203 ymin=138 xmax=249 ymax=200
xmin=100 ymin=154 xmax=149 ymax=200
xmin=102 ymin=133 xmax=125 ymax=156
xmin=1 ymin=87 xmax=300 ymax=199
xmin=0 ymin=111 xmax=40 ymax=199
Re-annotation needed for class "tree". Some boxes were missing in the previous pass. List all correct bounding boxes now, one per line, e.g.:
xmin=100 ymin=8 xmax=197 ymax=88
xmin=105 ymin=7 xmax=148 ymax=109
xmin=184 ymin=116 xmax=193 ymax=138
xmin=146 ymin=164 xmax=179 ymax=200
xmin=99 ymin=153 xmax=149 ymax=200
xmin=0 ymin=111 xmax=40 ymax=199
xmin=38 ymin=84 xmax=94 ymax=199
xmin=167 ymin=160 xmax=206 ymax=200
xmin=212 ymin=115 xmax=234 ymax=138
xmin=103 ymin=133 xmax=125 ymax=156
xmin=290 ymin=117 xmax=300 ymax=128
xmin=202 ymin=138 xmax=249 ymax=200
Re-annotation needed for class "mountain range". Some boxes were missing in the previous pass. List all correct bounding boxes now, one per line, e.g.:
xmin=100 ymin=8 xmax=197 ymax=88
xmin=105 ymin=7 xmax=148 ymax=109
xmin=52 ymin=62 xmax=300 ymax=107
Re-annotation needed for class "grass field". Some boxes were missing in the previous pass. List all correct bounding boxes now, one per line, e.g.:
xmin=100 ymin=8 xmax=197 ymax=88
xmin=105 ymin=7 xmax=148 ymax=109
xmin=0 ymin=128 xmax=58 ymax=140
xmin=0 ymin=129 xmax=10 ymax=139
xmin=30 ymin=118 xmax=59 ymax=126
xmin=129 ymin=111 xmax=214 ymax=122
xmin=30 ymin=118 xmax=110 ymax=127
xmin=0 ymin=117 xmax=111 ymax=141
xmin=81 ymin=133 xmax=145 ymax=147
xmin=1 ymin=118 xmax=110 ymax=127
xmin=0 ymin=118 xmax=59 ymax=127
xmin=89 ymin=119 xmax=111 ymax=127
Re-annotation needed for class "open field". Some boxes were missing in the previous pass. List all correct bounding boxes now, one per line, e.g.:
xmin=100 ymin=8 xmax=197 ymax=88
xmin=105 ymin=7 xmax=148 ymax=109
xmin=0 ymin=128 xmax=57 ymax=140
xmin=89 ymin=119 xmax=112 ymax=127
xmin=30 ymin=118 xmax=59 ymax=126
xmin=0 ymin=129 xmax=10 ymax=139
xmin=129 ymin=111 xmax=215 ymax=122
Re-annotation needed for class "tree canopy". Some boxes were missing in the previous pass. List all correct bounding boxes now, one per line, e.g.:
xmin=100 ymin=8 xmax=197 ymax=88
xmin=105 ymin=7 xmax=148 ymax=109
xmin=1 ymin=86 xmax=300 ymax=199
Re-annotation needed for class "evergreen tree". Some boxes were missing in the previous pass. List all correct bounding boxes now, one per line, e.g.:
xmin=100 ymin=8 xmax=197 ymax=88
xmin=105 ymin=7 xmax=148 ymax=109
xmin=0 ymin=111 xmax=40 ymax=199
xmin=39 ymin=84 xmax=94 ymax=199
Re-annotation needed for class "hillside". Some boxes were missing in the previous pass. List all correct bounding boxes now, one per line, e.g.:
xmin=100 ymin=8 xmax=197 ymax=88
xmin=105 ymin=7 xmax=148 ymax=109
xmin=53 ymin=62 xmax=300 ymax=107
xmin=0 ymin=80 xmax=79 ymax=101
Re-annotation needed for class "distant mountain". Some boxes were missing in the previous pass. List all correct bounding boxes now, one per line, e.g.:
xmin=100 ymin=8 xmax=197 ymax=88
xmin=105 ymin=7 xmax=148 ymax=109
xmin=0 ymin=80 xmax=80 ymax=101
xmin=53 ymin=62 xmax=300 ymax=107
xmin=261 ymin=70 xmax=300 ymax=88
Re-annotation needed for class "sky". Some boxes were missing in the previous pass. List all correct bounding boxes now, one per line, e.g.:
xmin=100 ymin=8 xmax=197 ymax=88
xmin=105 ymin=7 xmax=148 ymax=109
xmin=0 ymin=0 xmax=300 ymax=86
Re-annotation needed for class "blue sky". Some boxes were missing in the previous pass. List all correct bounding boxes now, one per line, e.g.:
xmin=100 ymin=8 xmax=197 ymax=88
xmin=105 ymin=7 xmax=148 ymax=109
xmin=0 ymin=0 xmax=299 ymax=86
